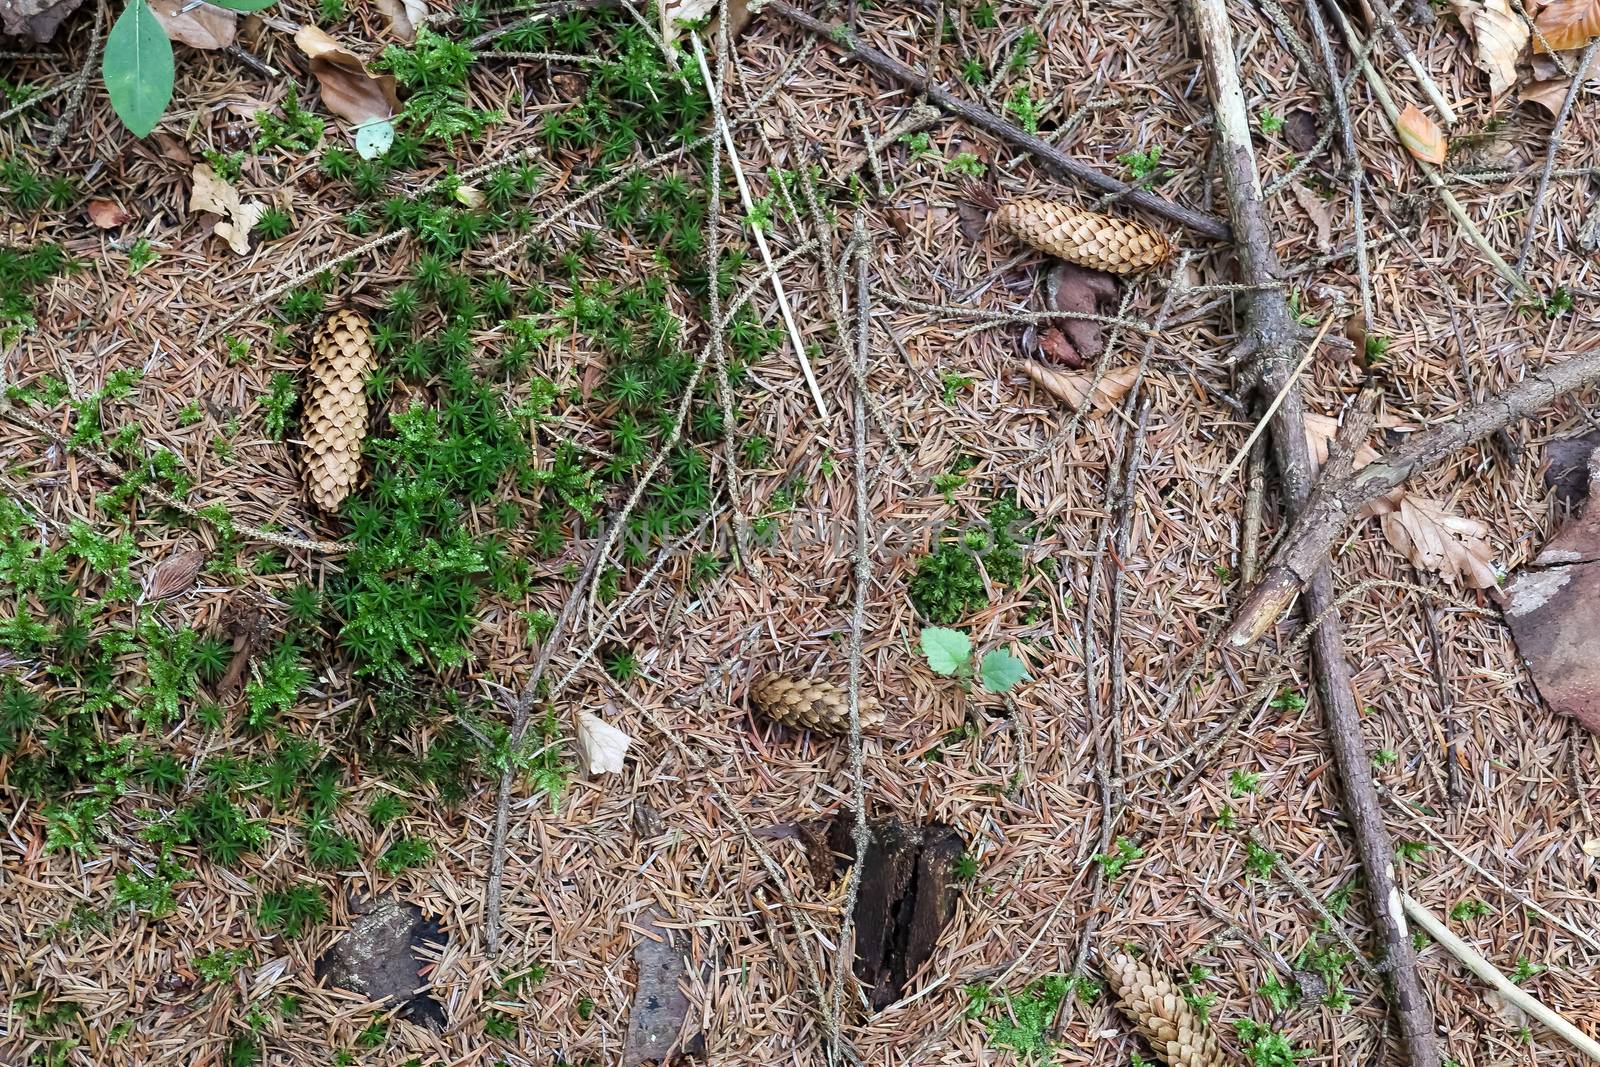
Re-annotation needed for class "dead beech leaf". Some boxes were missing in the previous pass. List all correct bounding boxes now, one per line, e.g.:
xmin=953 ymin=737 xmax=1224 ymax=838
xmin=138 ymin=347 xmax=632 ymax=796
xmin=1523 ymin=77 xmax=1577 ymax=115
xmin=374 ymin=0 xmax=426 ymax=40
xmin=1397 ymin=105 xmax=1448 ymax=165
xmin=1037 ymin=327 xmax=1084 ymax=368
xmin=1452 ymin=0 xmax=1529 ymax=101
xmin=189 ymin=163 xmax=264 ymax=256
xmin=1021 ymin=359 xmax=1137 ymax=412
xmin=453 ymin=184 xmax=485 ymax=209
xmin=143 ymin=547 xmax=206 ymax=601
xmin=1533 ymin=0 xmax=1600 ymax=52
xmin=87 ymin=199 xmax=131 ymax=229
xmin=660 ymin=0 xmax=716 ymax=41
xmin=577 ymin=711 xmax=632 ymax=775
xmin=1368 ymin=494 xmax=1499 ymax=588
xmin=293 ymin=25 xmax=400 ymax=127
xmin=148 ymin=0 xmax=236 ymax=49
xmin=1289 ymin=184 xmax=1332 ymax=251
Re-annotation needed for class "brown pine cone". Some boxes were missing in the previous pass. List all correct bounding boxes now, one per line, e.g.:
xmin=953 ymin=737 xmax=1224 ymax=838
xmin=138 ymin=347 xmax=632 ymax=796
xmin=994 ymin=197 xmax=1174 ymax=274
xmin=749 ymin=673 xmax=884 ymax=736
xmin=302 ymin=308 xmax=376 ymax=512
xmin=1102 ymin=950 xmax=1226 ymax=1067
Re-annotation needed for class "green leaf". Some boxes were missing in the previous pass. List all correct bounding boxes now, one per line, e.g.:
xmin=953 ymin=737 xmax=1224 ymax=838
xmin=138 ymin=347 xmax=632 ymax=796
xmin=103 ymin=0 xmax=174 ymax=137
xmin=355 ymin=118 xmax=395 ymax=160
xmin=979 ymin=648 xmax=1028 ymax=693
xmin=207 ymin=0 xmax=279 ymax=10
xmin=919 ymin=627 xmax=971 ymax=676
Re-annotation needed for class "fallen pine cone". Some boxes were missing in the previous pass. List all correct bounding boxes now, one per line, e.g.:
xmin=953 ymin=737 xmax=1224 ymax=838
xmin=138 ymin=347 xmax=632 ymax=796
xmin=303 ymin=308 xmax=376 ymax=512
xmin=995 ymin=197 xmax=1174 ymax=274
xmin=1102 ymin=950 xmax=1225 ymax=1067
xmin=749 ymin=673 xmax=884 ymax=736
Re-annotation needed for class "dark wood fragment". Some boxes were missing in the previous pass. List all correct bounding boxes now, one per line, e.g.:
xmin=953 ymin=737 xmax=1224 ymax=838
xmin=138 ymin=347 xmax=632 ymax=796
xmin=622 ymin=910 xmax=704 ymax=1066
xmin=814 ymin=815 xmax=966 ymax=1010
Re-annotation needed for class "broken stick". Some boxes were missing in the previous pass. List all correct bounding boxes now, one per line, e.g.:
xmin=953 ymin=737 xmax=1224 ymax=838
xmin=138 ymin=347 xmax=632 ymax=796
xmin=1224 ymin=343 xmax=1600 ymax=649
xmin=1187 ymin=1 xmax=1440 ymax=1064
xmin=759 ymin=0 xmax=1232 ymax=243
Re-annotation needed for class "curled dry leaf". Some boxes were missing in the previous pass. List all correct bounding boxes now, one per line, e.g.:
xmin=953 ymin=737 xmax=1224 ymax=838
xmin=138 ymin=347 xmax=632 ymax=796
xmin=143 ymin=547 xmax=206 ymax=601
xmin=1397 ymin=104 xmax=1448 ymax=164
xmin=148 ymin=0 xmax=236 ymax=49
xmin=374 ymin=0 xmax=427 ymax=41
xmin=1523 ymin=78 xmax=1577 ymax=116
xmin=1368 ymin=494 xmax=1499 ymax=587
xmin=1304 ymin=411 xmax=1496 ymax=587
xmin=1021 ymin=359 xmax=1138 ymax=412
xmin=1451 ymin=0 xmax=1529 ymax=101
xmin=576 ymin=711 xmax=632 ymax=775
xmin=453 ymin=184 xmax=485 ymax=209
xmin=1289 ymin=184 xmax=1332 ymax=251
xmin=87 ymin=199 xmax=131 ymax=229
xmin=188 ymin=163 xmax=264 ymax=256
xmin=1533 ymin=0 xmax=1600 ymax=52
xmin=1037 ymin=327 xmax=1084 ymax=368
xmin=660 ymin=0 xmax=716 ymax=40
xmin=293 ymin=25 xmax=401 ymax=127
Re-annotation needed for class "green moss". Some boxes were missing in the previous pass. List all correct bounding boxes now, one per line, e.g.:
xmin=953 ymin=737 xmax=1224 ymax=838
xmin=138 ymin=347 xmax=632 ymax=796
xmin=965 ymin=975 xmax=1068 ymax=1059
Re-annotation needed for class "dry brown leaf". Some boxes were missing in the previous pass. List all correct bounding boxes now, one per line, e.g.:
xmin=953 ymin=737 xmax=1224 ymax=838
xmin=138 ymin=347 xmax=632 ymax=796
xmin=374 ymin=0 xmax=426 ymax=40
xmin=1020 ymin=360 xmax=1138 ymax=412
xmin=87 ymin=199 xmax=131 ymax=229
xmin=188 ymin=163 xmax=264 ymax=256
xmin=1397 ymin=104 xmax=1448 ymax=164
xmin=1289 ymin=184 xmax=1332 ymax=251
xmin=1452 ymin=0 xmax=1529 ymax=100
xmin=1369 ymin=494 xmax=1499 ymax=587
xmin=293 ymin=25 xmax=400 ymax=126
xmin=1522 ymin=77 xmax=1577 ymax=114
xmin=1308 ymin=408 xmax=1497 ymax=586
xmin=1534 ymin=0 xmax=1600 ymax=51
xmin=143 ymin=548 xmax=206 ymax=601
xmin=576 ymin=711 xmax=632 ymax=774
xmin=148 ymin=0 xmax=236 ymax=49
xmin=1037 ymin=327 xmax=1084 ymax=368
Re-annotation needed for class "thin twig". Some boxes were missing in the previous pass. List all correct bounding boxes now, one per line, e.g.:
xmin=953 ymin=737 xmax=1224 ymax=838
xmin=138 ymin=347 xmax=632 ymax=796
xmin=1363 ymin=0 xmax=1457 ymax=124
xmin=1305 ymin=0 xmax=1373 ymax=332
xmin=1403 ymin=895 xmax=1600 ymax=1060
xmin=690 ymin=34 xmax=830 ymax=419
xmin=44 ymin=0 xmax=105 ymax=155
xmin=761 ymin=0 xmax=1232 ymax=242
xmin=830 ymin=207 xmax=875 ymax=1042
xmin=1323 ymin=0 xmax=1533 ymax=300
xmin=1515 ymin=40 xmax=1598 ymax=275
xmin=693 ymin=23 xmax=755 ymax=571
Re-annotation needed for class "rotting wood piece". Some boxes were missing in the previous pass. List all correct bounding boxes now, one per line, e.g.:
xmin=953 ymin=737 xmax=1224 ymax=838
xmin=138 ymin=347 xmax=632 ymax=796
xmin=315 ymin=896 xmax=447 ymax=1030
xmin=809 ymin=815 xmax=965 ymax=1010
xmin=622 ymin=909 xmax=706 ymax=1066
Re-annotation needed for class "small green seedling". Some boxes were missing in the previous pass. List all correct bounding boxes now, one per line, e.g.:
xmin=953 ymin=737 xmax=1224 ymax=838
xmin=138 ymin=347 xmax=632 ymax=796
xmin=919 ymin=627 xmax=1027 ymax=693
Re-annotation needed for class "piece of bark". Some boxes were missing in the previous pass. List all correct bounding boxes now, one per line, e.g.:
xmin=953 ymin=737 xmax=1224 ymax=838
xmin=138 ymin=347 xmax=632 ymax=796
xmin=1541 ymin=432 xmax=1600 ymax=513
xmin=1505 ymin=439 xmax=1600 ymax=734
xmin=1 ymin=0 xmax=84 ymax=41
xmin=622 ymin=910 xmax=704 ymax=1066
xmin=816 ymin=816 xmax=965 ymax=1010
xmin=315 ymin=896 xmax=446 ymax=1030
xmin=1047 ymin=261 xmax=1119 ymax=364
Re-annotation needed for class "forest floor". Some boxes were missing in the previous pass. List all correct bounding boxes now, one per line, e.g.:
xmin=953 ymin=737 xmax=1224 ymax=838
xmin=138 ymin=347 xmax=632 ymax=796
xmin=3 ymin=0 xmax=1600 ymax=1065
